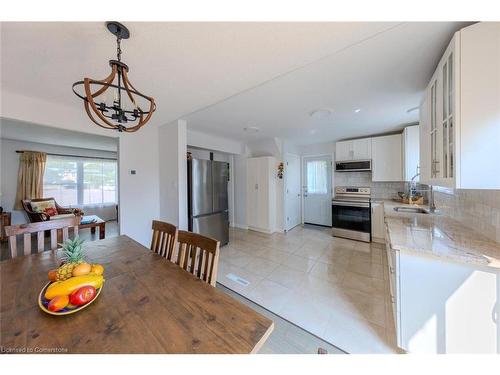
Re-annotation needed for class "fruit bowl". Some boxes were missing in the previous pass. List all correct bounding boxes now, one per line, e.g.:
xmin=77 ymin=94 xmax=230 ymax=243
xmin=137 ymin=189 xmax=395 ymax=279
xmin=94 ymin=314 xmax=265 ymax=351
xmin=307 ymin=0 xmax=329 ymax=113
xmin=38 ymin=282 xmax=103 ymax=316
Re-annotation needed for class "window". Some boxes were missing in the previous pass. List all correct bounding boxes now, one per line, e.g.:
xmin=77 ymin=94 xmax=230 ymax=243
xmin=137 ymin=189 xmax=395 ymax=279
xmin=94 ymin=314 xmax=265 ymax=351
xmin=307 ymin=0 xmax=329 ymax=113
xmin=43 ymin=155 xmax=117 ymax=207
xmin=306 ymin=160 xmax=328 ymax=194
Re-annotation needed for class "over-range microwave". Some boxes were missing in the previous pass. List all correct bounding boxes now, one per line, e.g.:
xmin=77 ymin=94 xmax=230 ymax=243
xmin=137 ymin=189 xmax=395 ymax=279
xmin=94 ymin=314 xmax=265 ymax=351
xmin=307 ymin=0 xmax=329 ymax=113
xmin=335 ymin=160 xmax=371 ymax=172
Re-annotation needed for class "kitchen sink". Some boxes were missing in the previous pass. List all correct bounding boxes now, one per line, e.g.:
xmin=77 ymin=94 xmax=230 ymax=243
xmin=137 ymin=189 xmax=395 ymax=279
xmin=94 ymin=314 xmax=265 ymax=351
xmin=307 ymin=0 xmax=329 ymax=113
xmin=393 ymin=206 xmax=429 ymax=214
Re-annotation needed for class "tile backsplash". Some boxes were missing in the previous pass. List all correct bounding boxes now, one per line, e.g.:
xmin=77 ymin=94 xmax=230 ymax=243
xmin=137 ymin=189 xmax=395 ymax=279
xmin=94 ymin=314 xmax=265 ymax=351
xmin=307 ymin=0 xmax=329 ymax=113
xmin=434 ymin=189 xmax=500 ymax=243
xmin=334 ymin=172 xmax=405 ymax=200
xmin=334 ymin=172 xmax=500 ymax=243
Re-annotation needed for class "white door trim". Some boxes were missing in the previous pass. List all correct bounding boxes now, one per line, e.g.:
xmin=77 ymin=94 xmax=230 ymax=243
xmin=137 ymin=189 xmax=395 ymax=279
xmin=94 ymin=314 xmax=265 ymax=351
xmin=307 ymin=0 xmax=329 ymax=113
xmin=284 ymin=152 xmax=301 ymax=232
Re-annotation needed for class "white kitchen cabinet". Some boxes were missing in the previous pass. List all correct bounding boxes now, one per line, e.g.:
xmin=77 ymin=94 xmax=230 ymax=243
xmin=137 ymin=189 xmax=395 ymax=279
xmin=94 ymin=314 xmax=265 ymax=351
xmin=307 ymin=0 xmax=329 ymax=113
xmin=420 ymin=22 xmax=500 ymax=189
xmin=403 ymin=125 xmax=420 ymax=182
xmin=335 ymin=140 xmax=352 ymax=161
xmin=371 ymin=202 xmax=385 ymax=243
xmin=385 ymin=226 xmax=500 ymax=354
xmin=398 ymin=253 xmax=500 ymax=353
xmin=352 ymin=138 xmax=372 ymax=160
xmin=246 ymin=156 xmax=277 ymax=234
xmin=335 ymin=138 xmax=372 ymax=161
xmin=371 ymin=134 xmax=403 ymax=181
xmin=385 ymin=240 xmax=401 ymax=348
xmin=419 ymin=94 xmax=431 ymax=185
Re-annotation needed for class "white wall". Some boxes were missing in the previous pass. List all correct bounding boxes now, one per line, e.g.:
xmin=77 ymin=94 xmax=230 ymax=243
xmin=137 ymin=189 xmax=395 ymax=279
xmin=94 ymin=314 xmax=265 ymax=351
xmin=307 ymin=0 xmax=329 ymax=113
xmin=0 ymin=138 xmax=118 ymax=224
xmin=118 ymin=124 xmax=161 ymax=246
xmin=159 ymin=120 xmax=188 ymax=230
xmin=299 ymin=141 xmax=335 ymax=157
xmin=187 ymin=129 xmax=243 ymax=155
xmin=233 ymin=153 xmax=248 ymax=229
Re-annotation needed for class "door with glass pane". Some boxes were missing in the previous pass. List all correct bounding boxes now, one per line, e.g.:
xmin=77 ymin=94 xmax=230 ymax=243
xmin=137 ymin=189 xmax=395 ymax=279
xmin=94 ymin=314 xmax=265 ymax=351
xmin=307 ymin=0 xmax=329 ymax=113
xmin=303 ymin=156 xmax=332 ymax=226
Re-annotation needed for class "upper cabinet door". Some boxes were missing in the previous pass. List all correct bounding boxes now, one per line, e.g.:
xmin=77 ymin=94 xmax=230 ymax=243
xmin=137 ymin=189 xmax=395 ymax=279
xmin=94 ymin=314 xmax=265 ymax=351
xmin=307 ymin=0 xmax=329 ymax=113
xmin=352 ymin=138 xmax=372 ymax=160
xmin=372 ymin=134 xmax=403 ymax=182
xmin=419 ymin=92 xmax=431 ymax=185
xmin=420 ymin=22 xmax=500 ymax=189
xmin=403 ymin=125 xmax=420 ymax=181
xmin=335 ymin=141 xmax=353 ymax=161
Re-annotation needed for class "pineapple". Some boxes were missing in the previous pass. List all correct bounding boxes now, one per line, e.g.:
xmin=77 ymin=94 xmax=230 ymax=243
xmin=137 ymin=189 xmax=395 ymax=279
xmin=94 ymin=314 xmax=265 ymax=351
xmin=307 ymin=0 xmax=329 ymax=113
xmin=56 ymin=237 xmax=86 ymax=281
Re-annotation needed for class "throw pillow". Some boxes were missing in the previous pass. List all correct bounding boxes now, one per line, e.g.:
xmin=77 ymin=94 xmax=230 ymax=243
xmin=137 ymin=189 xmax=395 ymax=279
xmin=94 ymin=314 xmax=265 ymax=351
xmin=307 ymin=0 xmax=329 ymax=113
xmin=44 ymin=206 xmax=58 ymax=216
xmin=31 ymin=200 xmax=57 ymax=215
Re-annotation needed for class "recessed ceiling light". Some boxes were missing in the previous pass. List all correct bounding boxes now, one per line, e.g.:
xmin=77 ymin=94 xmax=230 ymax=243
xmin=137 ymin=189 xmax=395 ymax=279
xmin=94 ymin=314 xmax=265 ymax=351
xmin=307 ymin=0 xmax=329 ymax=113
xmin=243 ymin=126 xmax=260 ymax=133
xmin=310 ymin=109 xmax=333 ymax=118
xmin=354 ymin=108 xmax=361 ymax=113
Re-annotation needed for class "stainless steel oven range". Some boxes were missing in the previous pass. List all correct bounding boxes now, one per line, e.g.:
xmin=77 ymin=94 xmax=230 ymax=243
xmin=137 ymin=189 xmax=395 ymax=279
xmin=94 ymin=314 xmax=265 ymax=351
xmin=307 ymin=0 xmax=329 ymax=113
xmin=332 ymin=186 xmax=371 ymax=242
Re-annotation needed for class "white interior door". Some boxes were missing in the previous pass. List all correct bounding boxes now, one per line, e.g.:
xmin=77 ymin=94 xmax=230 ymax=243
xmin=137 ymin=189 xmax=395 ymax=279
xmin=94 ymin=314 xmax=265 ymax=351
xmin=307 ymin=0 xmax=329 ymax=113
xmin=285 ymin=153 xmax=301 ymax=231
xmin=303 ymin=155 xmax=332 ymax=226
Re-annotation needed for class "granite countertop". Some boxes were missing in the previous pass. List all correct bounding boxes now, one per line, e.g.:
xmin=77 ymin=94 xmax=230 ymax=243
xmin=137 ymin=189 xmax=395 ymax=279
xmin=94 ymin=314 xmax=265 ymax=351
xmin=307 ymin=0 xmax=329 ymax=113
xmin=380 ymin=200 xmax=500 ymax=270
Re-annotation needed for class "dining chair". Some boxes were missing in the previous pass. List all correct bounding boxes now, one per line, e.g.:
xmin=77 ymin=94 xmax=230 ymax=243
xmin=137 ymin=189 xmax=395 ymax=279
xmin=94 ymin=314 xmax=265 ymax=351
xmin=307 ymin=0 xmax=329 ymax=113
xmin=176 ymin=230 xmax=220 ymax=286
xmin=150 ymin=220 xmax=178 ymax=260
xmin=4 ymin=216 xmax=81 ymax=259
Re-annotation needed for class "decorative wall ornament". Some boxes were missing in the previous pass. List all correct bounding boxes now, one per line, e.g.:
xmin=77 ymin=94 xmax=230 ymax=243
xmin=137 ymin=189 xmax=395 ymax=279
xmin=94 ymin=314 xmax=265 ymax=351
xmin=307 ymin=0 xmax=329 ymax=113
xmin=277 ymin=162 xmax=284 ymax=179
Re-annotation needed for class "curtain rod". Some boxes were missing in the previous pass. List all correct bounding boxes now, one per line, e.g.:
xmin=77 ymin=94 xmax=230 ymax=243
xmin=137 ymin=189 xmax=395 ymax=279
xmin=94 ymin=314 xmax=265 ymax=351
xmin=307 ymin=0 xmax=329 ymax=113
xmin=16 ymin=150 xmax=117 ymax=161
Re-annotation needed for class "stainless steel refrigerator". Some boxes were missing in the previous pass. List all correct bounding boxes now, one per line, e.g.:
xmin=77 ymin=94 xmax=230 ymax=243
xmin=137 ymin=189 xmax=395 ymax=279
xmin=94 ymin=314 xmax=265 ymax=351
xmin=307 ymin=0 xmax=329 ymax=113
xmin=188 ymin=158 xmax=229 ymax=245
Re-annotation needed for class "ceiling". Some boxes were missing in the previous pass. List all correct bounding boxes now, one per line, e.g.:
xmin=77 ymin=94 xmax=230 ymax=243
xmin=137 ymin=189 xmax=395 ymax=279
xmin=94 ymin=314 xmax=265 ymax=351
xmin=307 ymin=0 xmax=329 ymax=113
xmin=1 ymin=22 xmax=470 ymax=145
xmin=0 ymin=118 xmax=118 ymax=151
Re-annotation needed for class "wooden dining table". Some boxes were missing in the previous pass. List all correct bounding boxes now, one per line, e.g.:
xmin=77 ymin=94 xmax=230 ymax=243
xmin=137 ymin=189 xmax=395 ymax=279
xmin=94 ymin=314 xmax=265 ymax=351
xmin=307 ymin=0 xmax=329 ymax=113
xmin=0 ymin=235 xmax=274 ymax=354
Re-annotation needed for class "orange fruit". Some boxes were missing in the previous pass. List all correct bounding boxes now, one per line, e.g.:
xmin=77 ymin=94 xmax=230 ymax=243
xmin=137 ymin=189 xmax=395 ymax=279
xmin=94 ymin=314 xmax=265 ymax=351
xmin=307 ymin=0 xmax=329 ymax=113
xmin=48 ymin=269 xmax=58 ymax=282
xmin=90 ymin=264 xmax=104 ymax=276
xmin=48 ymin=295 xmax=69 ymax=312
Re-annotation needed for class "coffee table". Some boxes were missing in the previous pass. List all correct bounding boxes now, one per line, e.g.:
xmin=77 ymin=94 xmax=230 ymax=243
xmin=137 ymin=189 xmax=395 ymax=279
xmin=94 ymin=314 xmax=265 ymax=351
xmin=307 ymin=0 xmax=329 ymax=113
xmin=79 ymin=215 xmax=106 ymax=240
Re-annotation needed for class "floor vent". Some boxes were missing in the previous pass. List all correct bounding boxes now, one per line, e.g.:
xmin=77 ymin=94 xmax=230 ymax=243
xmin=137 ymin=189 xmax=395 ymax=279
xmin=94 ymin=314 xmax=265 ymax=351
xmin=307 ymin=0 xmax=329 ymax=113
xmin=225 ymin=273 xmax=250 ymax=286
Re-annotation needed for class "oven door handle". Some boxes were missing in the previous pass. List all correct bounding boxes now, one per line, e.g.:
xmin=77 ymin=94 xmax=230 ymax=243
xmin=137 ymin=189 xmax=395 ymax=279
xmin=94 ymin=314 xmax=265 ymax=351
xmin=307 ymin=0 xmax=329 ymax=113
xmin=332 ymin=201 xmax=370 ymax=208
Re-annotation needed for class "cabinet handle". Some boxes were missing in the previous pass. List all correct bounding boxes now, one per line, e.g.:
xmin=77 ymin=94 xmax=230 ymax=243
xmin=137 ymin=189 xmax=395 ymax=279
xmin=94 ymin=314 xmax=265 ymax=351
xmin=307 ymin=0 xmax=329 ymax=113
xmin=389 ymin=266 xmax=394 ymax=274
xmin=391 ymin=296 xmax=395 ymax=304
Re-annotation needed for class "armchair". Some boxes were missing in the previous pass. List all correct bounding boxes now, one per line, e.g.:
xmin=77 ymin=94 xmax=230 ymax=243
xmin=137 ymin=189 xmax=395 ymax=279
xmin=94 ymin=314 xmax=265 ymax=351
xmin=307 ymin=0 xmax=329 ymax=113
xmin=21 ymin=198 xmax=83 ymax=223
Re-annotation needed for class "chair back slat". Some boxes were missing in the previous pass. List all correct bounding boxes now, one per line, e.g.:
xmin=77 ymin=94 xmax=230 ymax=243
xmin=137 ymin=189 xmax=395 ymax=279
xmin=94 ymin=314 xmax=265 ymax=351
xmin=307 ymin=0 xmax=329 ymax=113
xmin=150 ymin=220 xmax=178 ymax=261
xmin=23 ymin=233 xmax=31 ymax=256
xmin=8 ymin=236 xmax=16 ymax=259
xmin=37 ymin=231 xmax=44 ymax=252
xmin=50 ymin=229 xmax=57 ymax=250
xmin=5 ymin=217 xmax=81 ymax=258
xmin=62 ymin=227 xmax=69 ymax=242
xmin=176 ymin=230 xmax=220 ymax=287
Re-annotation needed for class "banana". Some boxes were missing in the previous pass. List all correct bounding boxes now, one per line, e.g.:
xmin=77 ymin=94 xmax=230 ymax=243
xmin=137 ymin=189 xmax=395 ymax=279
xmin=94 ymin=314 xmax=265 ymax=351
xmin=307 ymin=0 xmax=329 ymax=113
xmin=45 ymin=274 xmax=104 ymax=300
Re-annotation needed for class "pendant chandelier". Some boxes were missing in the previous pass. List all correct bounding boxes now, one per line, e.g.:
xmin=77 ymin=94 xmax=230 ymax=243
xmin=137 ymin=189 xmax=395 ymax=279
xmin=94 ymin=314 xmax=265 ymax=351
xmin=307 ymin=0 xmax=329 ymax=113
xmin=72 ymin=22 xmax=156 ymax=132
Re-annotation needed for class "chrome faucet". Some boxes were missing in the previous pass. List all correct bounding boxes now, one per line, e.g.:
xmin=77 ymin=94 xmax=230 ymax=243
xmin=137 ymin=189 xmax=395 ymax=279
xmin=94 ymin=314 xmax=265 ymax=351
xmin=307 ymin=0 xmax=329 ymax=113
xmin=408 ymin=171 xmax=420 ymax=204
xmin=407 ymin=177 xmax=437 ymax=213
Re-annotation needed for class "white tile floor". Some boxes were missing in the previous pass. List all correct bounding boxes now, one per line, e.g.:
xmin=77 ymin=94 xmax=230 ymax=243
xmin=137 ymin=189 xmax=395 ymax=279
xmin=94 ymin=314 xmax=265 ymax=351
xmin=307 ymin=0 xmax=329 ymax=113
xmin=218 ymin=225 xmax=400 ymax=354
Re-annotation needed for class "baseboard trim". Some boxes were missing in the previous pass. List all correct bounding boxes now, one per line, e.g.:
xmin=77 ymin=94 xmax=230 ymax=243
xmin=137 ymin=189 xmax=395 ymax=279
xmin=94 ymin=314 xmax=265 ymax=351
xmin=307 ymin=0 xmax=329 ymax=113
xmin=231 ymin=223 xmax=248 ymax=230
xmin=248 ymin=226 xmax=274 ymax=234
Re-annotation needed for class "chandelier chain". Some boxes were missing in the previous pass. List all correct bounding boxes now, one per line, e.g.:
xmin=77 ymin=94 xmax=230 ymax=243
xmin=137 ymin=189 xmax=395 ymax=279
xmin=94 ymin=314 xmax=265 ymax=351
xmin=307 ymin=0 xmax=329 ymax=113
xmin=116 ymin=37 xmax=122 ymax=62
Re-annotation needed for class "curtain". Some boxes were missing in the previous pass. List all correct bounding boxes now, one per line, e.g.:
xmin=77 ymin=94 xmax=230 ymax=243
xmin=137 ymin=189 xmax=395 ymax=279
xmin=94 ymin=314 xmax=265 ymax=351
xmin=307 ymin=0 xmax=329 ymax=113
xmin=306 ymin=160 xmax=328 ymax=194
xmin=14 ymin=151 xmax=47 ymax=209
